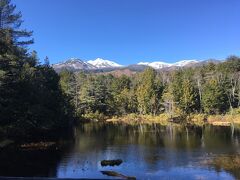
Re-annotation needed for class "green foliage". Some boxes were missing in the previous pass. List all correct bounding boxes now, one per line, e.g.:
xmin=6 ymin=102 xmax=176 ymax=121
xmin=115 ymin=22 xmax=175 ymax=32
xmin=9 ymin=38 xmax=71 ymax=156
xmin=0 ymin=0 xmax=33 ymax=47
xmin=82 ymin=111 xmax=106 ymax=121
xmin=77 ymin=75 xmax=114 ymax=115
xmin=59 ymin=56 xmax=240 ymax=121
xmin=0 ymin=0 xmax=74 ymax=140
xmin=0 ymin=52 xmax=74 ymax=139
xmin=202 ymin=79 xmax=228 ymax=114
xmin=179 ymin=78 xmax=199 ymax=114
xmin=135 ymin=68 xmax=163 ymax=115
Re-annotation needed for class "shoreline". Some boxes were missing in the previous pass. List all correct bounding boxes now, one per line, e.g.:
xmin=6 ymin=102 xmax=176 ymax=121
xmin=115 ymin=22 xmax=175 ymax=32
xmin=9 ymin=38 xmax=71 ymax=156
xmin=2 ymin=113 xmax=240 ymax=149
xmin=104 ymin=113 xmax=240 ymax=127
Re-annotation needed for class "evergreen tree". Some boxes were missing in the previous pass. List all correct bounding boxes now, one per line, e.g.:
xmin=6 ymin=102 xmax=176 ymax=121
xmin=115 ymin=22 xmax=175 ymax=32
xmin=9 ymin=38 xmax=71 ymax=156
xmin=111 ymin=75 xmax=132 ymax=114
xmin=202 ymin=79 xmax=228 ymax=114
xmin=179 ymin=78 xmax=199 ymax=114
xmin=136 ymin=68 xmax=159 ymax=115
xmin=0 ymin=0 xmax=33 ymax=49
xmin=0 ymin=0 xmax=74 ymax=140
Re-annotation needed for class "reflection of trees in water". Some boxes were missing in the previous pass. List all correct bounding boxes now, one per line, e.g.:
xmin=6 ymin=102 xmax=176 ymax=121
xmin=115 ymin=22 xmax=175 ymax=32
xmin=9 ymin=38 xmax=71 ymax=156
xmin=201 ymin=126 xmax=205 ymax=148
xmin=0 ymin=148 xmax=62 ymax=177
xmin=70 ymin=123 xmax=240 ymax=176
xmin=76 ymin=123 xmax=240 ymax=152
xmin=203 ymin=125 xmax=240 ymax=152
xmin=205 ymin=154 xmax=240 ymax=179
xmin=1 ymin=123 xmax=240 ymax=177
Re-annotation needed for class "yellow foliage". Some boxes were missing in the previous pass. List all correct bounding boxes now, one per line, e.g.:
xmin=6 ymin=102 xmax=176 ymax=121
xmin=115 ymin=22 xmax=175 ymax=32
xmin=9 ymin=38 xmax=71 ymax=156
xmin=106 ymin=113 xmax=170 ymax=125
xmin=105 ymin=112 xmax=240 ymax=127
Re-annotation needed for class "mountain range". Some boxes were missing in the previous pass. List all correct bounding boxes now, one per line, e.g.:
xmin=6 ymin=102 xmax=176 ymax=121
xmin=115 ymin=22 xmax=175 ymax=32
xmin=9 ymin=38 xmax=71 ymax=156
xmin=52 ymin=58 xmax=220 ymax=72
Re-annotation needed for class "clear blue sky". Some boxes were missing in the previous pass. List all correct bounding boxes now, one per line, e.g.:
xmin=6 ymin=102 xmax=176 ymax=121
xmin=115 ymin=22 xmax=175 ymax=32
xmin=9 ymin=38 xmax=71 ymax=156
xmin=13 ymin=0 xmax=240 ymax=65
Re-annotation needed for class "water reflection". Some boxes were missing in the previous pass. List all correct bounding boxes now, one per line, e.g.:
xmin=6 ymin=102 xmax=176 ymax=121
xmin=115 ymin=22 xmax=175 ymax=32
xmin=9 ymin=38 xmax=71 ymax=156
xmin=57 ymin=123 xmax=240 ymax=179
xmin=0 ymin=148 xmax=60 ymax=177
xmin=0 ymin=123 xmax=239 ymax=179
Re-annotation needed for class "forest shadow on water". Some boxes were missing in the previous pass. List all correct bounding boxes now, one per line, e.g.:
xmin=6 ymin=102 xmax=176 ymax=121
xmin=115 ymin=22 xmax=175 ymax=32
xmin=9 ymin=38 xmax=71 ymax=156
xmin=0 ymin=123 xmax=240 ymax=179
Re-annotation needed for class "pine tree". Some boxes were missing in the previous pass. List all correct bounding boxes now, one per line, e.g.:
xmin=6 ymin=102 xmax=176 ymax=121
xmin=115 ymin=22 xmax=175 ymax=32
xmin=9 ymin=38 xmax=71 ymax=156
xmin=202 ymin=79 xmax=228 ymax=114
xmin=136 ymin=68 xmax=157 ymax=114
xmin=0 ymin=0 xmax=33 ymax=49
xmin=179 ymin=78 xmax=199 ymax=114
xmin=44 ymin=56 xmax=50 ymax=66
xmin=0 ymin=0 xmax=74 ymax=139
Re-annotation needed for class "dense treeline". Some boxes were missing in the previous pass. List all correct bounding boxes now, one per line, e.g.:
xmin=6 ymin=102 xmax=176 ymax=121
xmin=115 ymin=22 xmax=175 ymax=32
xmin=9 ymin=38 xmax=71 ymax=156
xmin=60 ymin=56 xmax=240 ymax=120
xmin=0 ymin=0 xmax=74 ymax=140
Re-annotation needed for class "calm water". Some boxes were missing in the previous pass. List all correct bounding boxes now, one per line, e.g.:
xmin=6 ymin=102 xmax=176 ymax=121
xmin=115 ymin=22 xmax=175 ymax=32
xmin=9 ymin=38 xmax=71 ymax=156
xmin=0 ymin=123 xmax=240 ymax=179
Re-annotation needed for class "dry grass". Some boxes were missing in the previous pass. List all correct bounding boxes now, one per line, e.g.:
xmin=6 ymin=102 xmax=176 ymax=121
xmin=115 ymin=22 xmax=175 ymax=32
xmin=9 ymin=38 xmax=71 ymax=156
xmin=106 ymin=113 xmax=240 ymax=127
xmin=207 ymin=114 xmax=240 ymax=126
xmin=190 ymin=114 xmax=207 ymax=126
xmin=106 ymin=113 xmax=170 ymax=125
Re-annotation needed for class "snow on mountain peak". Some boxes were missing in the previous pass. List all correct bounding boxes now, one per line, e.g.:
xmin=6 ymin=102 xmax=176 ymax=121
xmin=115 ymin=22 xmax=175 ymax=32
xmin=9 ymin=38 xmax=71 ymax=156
xmin=138 ymin=60 xmax=199 ymax=69
xmin=53 ymin=57 xmax=201 ymax=72
xmin=138 ymin=61 xmax=171 ymax=69
xmin=172 ymin=60 xmax=198 ymax=67
xmin=53 ymin=58 xmax=96 ymax=70
xmin=65 ymin=58 xmax=84 ymax=63
xmin=88 ymin=58 xmax=123 ymax=68
xmin=138 ymin=62 xmax=150 ymax=66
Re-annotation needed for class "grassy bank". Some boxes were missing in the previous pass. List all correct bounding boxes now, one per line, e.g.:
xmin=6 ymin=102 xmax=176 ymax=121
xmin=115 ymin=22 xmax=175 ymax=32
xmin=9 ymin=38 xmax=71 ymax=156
xmin=105 ymin=113 xmax=240 ymax=127
xmin=106 ymin=113 xmax=170 ymax=125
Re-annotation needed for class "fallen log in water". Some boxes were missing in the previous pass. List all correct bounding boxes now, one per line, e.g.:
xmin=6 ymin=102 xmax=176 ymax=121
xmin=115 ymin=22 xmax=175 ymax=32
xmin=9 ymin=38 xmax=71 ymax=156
xmin=101 ymin=171 xmax=136 ymax=180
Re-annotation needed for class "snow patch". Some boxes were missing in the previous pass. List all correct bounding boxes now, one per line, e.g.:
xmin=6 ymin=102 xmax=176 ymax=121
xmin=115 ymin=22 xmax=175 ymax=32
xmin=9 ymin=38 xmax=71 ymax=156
xmin=88 ymin=58 xmax=123 ymax=68
xmin=138 ymin=60 xmax=198 ymax=69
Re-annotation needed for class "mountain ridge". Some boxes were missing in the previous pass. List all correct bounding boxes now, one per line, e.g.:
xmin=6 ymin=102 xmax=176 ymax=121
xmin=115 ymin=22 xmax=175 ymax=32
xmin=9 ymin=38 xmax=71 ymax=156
xmin=52 ymin=58 xmax=221 ymax=72
xmin=87 ymin=58 xmax=123 ymax=68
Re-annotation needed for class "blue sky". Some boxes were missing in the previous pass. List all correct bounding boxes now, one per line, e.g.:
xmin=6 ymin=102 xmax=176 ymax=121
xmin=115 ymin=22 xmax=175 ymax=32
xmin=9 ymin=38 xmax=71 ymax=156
xmin=13 ymin=0 xmax=240 ymax=65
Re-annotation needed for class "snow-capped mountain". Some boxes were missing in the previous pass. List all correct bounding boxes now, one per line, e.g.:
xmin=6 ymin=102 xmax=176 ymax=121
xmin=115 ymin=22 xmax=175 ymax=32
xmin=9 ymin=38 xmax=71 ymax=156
xmin=52 ymin=58 xmax=123 ymax=72
xmin=172 ymin=60 xmax=198 ymax=67
xmin=138 ymin=61 xmax=171 ymax=69
xmin=52 ymin=58 xmax=96 ymax=72
xmin=52 ymin=57 xmax=219 ymax=73
xmin=88 ymin=58 xmax=123 ymax=68
xmin=138 ymin=60 xmax=198 ymax=69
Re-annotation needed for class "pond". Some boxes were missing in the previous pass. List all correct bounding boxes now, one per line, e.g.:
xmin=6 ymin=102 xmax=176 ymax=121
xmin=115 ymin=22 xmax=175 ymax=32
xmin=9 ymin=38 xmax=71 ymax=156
xmin=0 ymin=123 xmax=240 ymax=179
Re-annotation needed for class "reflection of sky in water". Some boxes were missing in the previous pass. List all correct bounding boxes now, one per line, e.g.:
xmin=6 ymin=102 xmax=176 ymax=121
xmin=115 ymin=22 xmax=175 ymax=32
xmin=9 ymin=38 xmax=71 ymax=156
xmin=148 ymin=167 xmax=234 ymax=180
xmin=0 ymin=124 xmax=239 ymax=178
xmin=56 ymin=143 xmax=236 ymax=179
xmin=57 ymin=158 xmax=234 ymax=179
